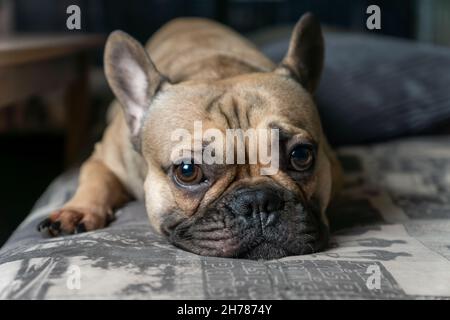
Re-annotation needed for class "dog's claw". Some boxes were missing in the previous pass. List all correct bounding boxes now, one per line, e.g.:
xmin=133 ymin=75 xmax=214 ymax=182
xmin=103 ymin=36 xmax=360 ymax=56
xmin=75 ymin=223 xmax=87 ymax=234
xmin=38 ymin=218 xmax=62 ymax=236
xmin=49 ymin=221 xmax=61 ymax=236
xmin=37 ymin=218 xmax=51 ymax=232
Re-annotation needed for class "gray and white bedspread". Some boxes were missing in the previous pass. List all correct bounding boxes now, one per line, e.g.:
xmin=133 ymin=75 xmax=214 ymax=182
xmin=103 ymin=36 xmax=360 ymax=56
xmin=1 ymin=136 xmax=450 ymax=299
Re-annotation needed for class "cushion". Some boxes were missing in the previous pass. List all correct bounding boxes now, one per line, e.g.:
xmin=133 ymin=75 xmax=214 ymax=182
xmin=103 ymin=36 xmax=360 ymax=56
xmin=1 ymin=136 xmax=450 ymax=299
xmin=259 ymin=31 xmax=450 ymax=145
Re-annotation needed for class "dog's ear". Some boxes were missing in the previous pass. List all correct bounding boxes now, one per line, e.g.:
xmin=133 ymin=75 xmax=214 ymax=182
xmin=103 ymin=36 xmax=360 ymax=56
xmin=276 ymin=12 xmax=324 ymax=94
xmin=104 ymin=30 xmax=166 ymax=150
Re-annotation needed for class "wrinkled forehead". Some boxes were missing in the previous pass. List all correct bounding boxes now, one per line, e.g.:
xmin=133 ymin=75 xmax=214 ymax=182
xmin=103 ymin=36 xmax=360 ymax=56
xmin=142 ymin=74 xmax=322 ymax=161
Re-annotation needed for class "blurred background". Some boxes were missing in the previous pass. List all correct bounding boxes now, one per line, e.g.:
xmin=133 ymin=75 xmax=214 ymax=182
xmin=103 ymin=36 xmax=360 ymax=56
xmin=5 ymin=0 xmax=450 ymax=44
xmin=0 ymin=0 xmax=449 ymax=245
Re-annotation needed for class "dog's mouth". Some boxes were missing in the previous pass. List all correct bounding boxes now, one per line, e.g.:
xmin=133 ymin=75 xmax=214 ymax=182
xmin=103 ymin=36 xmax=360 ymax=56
xmin=161 ymin=200 xmax=329 ymax=260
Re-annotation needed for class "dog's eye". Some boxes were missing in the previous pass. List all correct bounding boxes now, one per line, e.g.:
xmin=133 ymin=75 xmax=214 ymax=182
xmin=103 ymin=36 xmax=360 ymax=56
xmin=174 ymin=162 xmax=204 ymax=185
xmin=290 ymin=145 xmax=314 ymax=171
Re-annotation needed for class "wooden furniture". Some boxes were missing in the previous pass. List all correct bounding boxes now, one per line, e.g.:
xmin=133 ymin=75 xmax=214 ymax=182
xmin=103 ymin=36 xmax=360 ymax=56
xmin=0 ymin=34 xmax=104 ymax=165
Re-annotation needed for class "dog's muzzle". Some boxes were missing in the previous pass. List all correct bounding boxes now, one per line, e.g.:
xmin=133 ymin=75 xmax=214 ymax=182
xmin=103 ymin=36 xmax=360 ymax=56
xmin=163 ymin=185 xmax=328 ymax=260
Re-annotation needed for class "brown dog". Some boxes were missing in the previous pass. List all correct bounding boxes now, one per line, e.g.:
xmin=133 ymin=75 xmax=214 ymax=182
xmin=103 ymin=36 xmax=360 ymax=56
xmin=38 ymin=13 xmax=342 ymax=259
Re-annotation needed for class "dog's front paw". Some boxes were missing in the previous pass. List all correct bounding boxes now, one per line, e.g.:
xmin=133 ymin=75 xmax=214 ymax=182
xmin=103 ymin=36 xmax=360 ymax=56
xmin=37 ymin=207 xmax=113 ymax=237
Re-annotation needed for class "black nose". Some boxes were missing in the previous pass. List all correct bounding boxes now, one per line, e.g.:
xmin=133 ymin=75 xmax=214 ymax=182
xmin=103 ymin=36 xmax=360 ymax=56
xmin=229 ymin=187 xmax=283 ymax=227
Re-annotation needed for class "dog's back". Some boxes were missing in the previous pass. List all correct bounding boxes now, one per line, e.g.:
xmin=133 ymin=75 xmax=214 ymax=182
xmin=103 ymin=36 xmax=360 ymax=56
xmin=145 ymin=18 xmax=275 ymax=82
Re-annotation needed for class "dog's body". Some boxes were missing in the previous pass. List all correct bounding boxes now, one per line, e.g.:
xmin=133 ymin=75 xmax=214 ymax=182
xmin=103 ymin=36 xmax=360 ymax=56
xmin=38 ymin=15 xmax=342 ymax=259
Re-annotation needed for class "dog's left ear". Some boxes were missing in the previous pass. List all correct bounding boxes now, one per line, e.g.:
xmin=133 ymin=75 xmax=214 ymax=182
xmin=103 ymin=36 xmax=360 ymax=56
xmin=276 ymin=12 xmax=324 ymax=94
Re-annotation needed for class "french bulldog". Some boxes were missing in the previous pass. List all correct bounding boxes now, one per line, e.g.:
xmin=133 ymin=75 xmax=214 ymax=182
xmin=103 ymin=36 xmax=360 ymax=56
xmin=38 ymin=13 xmax=342 ymax=259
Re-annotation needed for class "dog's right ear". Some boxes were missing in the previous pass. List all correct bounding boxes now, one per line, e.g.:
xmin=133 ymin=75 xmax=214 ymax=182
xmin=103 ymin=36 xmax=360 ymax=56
xmin=104 ymin=30 xmax=166 ymax=150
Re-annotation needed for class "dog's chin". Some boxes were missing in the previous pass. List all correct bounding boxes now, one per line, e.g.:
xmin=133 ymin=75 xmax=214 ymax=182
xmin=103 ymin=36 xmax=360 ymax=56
xmin=240 ymin=243 xmax=288 ymax=260
xmin=164 ymin=221 xmax=329 ymax=260
xmin=240 ymin=239 xmax=328 ymax=260
xmin=169 ymin=234 xmax=327 ymax=260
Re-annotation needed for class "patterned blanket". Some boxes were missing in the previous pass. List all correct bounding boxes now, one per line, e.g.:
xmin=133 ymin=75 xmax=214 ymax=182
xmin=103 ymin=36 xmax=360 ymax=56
xmin=1 ymin=136 xmax=450 ymax=299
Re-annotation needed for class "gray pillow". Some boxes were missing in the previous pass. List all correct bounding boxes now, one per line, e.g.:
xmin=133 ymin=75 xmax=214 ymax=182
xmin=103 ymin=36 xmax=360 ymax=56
xmin=260 ymin=31 xmax=450 ymax=145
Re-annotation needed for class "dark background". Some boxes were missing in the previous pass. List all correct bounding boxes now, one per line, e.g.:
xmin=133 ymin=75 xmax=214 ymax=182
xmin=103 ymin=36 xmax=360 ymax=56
xmin=0 ymin=0 xmax=444 ymax=245
xmin=15 ymin=0 xmax=416 ymax=41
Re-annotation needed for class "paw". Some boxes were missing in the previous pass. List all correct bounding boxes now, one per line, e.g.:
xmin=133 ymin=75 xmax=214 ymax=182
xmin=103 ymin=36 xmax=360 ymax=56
xmin=37 ymin=207 xmax=113 ymax=237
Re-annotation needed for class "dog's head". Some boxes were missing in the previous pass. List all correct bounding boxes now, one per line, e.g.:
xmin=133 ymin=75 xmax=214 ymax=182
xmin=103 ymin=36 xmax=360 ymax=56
xmin=104 ymin=13 xmax=341 ymax=259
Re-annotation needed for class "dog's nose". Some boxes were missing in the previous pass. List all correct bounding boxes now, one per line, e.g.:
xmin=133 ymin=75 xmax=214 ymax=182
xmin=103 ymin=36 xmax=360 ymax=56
xmin=230 ymin=188 xmax=283 ymax=227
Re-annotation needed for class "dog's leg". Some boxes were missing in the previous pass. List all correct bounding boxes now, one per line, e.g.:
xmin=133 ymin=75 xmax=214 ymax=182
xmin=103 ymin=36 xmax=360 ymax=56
xmin=38 ymin=158 xmax=130 ymax=236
